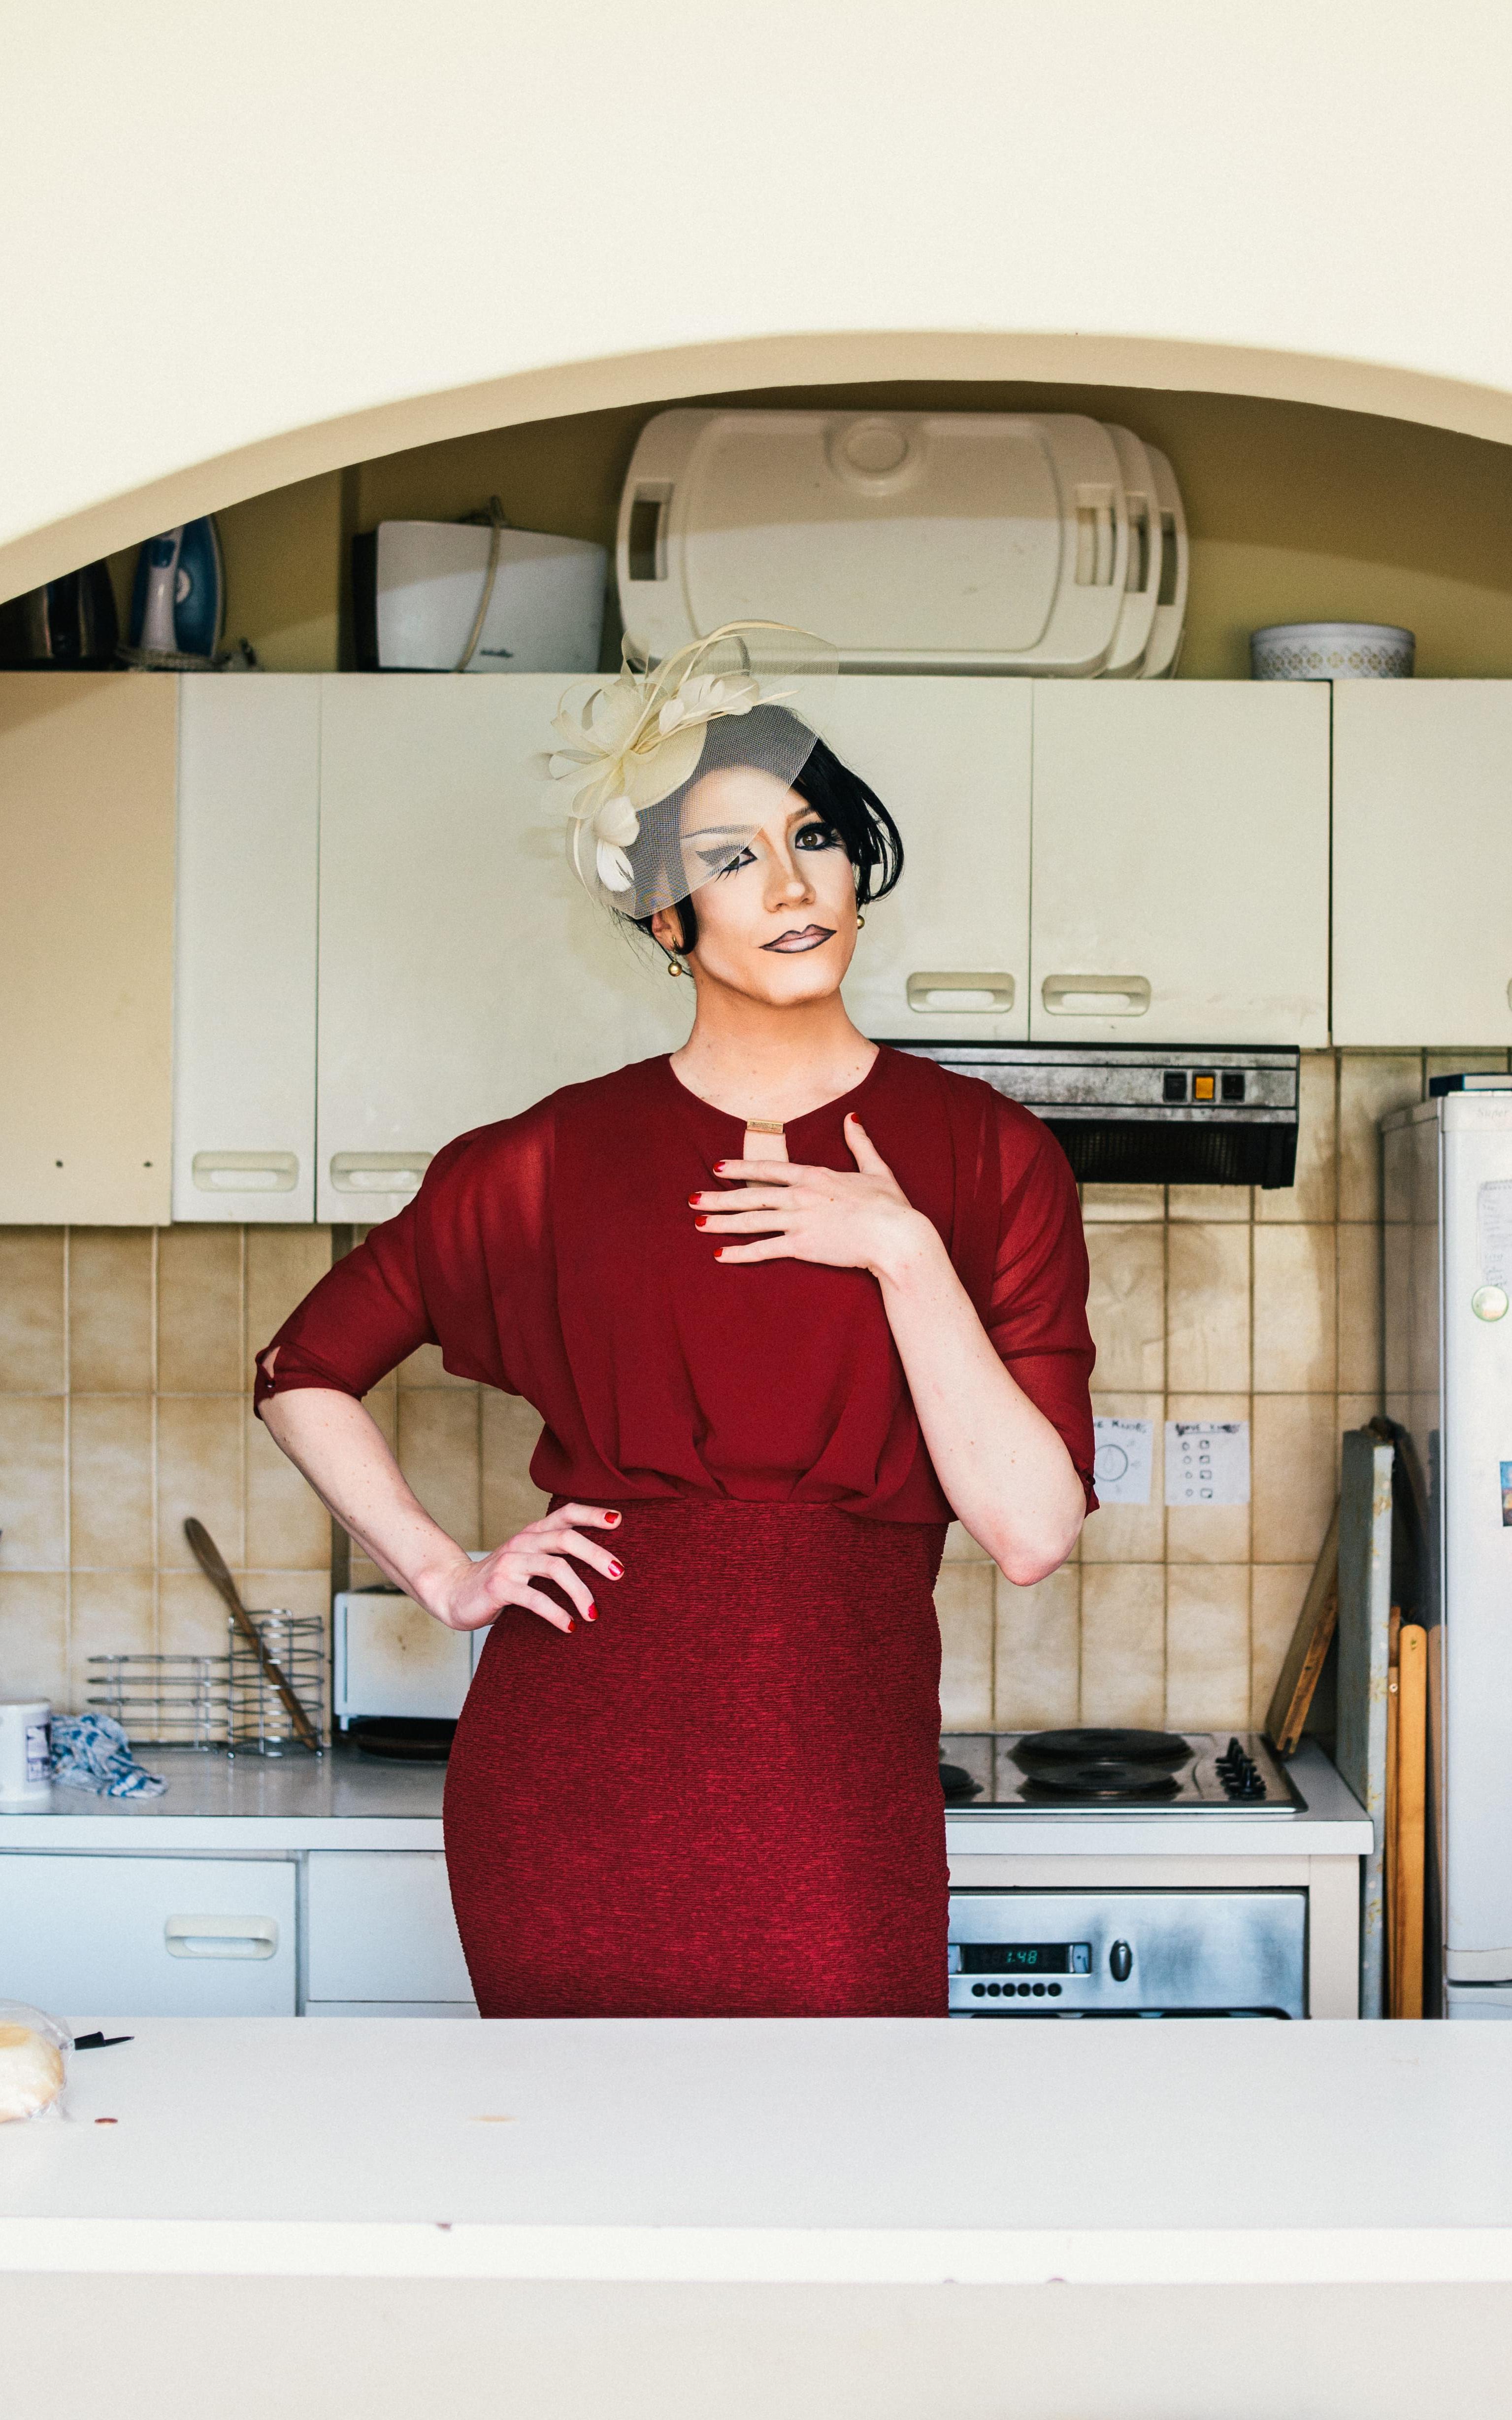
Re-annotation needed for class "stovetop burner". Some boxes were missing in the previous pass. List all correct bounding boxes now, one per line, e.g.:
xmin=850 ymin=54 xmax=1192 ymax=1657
xmin=1010 ymin=1727 xmax=1192 ymax=1794
xmin=1019 ymin=1764 xmax=1184 ymax=1804
xmin=938 ymin=1729 xmax=1305 ymax=1815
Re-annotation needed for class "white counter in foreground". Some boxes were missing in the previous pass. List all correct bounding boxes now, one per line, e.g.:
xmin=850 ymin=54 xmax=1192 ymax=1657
xmin=2 ymin=2017 xmax=1508 ymax=2420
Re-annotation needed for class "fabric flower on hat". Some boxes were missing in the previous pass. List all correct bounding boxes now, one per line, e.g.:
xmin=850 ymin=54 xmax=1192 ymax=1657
xmin=549 ymin=666 xmax=702 ymax=892
xmin=548 ymin=631 xmax=786 ymax=893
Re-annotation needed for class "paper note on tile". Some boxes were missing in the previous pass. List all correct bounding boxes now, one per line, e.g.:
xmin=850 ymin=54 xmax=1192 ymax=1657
xmin=1092 ymin=1416 xmax=1154 ymax=1506
xmin=1165 ymin=1419 xmax=1251 ymax=1507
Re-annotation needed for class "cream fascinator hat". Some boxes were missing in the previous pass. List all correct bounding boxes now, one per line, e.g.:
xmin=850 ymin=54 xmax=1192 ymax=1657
xmin=545 ymin=621 xmax=837 ymax=917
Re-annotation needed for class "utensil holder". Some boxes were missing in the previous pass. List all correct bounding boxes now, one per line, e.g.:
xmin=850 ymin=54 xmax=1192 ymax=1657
xmin=227 ymin=1612 xmax=326 ymax=1757
xmin=88 ymin=1654 xmax=231 ymax=1749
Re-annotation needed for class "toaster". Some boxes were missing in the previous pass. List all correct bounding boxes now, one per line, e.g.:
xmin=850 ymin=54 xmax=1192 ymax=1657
xmin=333 ymin=1586 xmax=488 ymax=1727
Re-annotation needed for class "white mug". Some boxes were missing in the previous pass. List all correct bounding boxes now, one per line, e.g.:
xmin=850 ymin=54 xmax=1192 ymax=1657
xmin=0 ymin=1700 xmax=51 ymax=1801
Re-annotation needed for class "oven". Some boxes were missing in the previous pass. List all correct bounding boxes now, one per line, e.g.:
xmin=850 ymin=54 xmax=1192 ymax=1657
xmin=948 ymin=1888 xmax=1308 ymax=2017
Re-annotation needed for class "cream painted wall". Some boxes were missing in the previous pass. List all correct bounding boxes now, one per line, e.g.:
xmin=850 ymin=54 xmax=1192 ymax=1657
xmin=7 ymin=1 xmax=1512 ymax=598
xmin=165 ymin=383 xmax=1512 ymax=679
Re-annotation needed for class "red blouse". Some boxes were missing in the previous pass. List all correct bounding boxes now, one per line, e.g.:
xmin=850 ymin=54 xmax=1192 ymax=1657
xmin=255 ymin=1047 xmax=1096 ymax=1521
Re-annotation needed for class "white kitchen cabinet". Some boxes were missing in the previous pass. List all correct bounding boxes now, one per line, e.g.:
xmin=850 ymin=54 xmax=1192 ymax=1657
xmin=0 ymin=1854 xmax=296 ymax=2016
xmin=314 ymin=675 xmax=689 ymax=1224
xmin=0 ymin=674 xmax=176 ymax=1223
xmin=172 ymin=676 xmax=321 ymax=1220
xmin=1334 ymin=681 xmax=1512 ymax=1046
xmin=831 ymin=676 xmax=1030 ymax=1042
xmin=305 ymin=1851 xmax=475 ymax=2008
xmin=1027 ymin=682 xmax=1331 ymax=1045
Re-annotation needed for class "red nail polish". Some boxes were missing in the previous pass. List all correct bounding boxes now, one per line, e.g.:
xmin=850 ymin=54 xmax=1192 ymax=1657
xmin=605 ymin=1511 xmax=622 ymax=1526
xmin=715 ymin=1246 xmax=726 ymax=1259
xmin=608 ymin=1560 xmax=623 ymax=1579
xmin=695 ymin=1215 xmax=708 ymax=1228
xmin=565 ymin=1617 xmax=575 ymax=1631
xmin=688 ymin=1193 xmax=700 ymax=1207
xmin=585 ymin=1605 xmax=596 ymax=1621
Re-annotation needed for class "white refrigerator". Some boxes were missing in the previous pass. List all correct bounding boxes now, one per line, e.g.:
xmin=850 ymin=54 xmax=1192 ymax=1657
xmin=1385 ymin=1083 xmax=1512 ymax=2016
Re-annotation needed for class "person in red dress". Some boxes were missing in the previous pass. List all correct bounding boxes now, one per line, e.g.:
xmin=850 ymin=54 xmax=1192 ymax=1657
xmin=256 ymin=625 xmax=1095 ymax=2018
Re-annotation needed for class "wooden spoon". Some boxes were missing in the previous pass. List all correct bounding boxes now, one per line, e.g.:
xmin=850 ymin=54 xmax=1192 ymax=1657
xmin=183 ymin=1517 xmax=321 ymax=1753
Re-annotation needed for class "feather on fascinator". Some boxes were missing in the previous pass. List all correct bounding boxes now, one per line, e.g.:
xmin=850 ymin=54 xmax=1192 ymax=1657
xmin=545 ymin=621 xmax=836 ymax=917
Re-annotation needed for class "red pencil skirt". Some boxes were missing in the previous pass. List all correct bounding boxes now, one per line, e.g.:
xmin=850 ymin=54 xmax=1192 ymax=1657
xmin=443 ymin=1498 xmax=950 ymax=2017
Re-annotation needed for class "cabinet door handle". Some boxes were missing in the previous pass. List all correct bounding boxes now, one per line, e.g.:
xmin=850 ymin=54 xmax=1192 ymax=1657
xmin=328 ymin=1151 xmax=432 ymax=1194
xmin=191 ymin=1150 xmax=298 ymax=1193
xmin=164 ymin=1914 xmax=279 ymax=1961
xmin=906 ymin=971 xmax=1016 ymax=1013
xmin=1041 ymin=974 xmax=1151 ymax=1017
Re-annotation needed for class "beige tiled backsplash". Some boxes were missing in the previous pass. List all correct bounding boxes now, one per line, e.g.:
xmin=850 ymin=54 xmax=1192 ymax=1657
xmin=0 ymin=1051 xmax=1503 ymax=1735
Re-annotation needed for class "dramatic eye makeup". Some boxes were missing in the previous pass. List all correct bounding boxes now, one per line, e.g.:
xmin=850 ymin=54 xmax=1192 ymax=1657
xmin=696 ymin=815 xmax=846 ymax=877
xmin=685 ymin=821 xmax=758 ymax=877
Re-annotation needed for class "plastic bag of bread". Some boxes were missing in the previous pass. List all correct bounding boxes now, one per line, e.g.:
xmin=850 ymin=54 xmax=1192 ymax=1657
xmin=0 ymin=2002 xmax=69 ymax=2121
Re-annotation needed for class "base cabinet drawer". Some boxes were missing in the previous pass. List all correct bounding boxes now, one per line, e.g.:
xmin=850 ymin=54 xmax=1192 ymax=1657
xmin=306 ymin=1852 xmax=475 ymax=2005
xmin=0 ymin=1854 xmax=296 ymax=2016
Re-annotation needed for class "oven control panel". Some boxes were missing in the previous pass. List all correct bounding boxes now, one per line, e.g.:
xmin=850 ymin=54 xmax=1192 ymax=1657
xmin=948 ymin=1888 xmax=1306 ymax=2017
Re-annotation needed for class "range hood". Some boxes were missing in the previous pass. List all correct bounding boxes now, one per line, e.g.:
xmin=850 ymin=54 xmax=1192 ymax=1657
xmin=888 ymin=1042 xmax=1300 ymax=1188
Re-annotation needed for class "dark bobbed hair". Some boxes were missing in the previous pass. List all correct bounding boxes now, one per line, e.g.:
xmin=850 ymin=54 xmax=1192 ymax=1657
xmin=625 ymin=706 xmax=903 ymax=954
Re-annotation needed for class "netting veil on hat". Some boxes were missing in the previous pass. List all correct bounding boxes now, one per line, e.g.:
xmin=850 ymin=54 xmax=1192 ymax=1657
xmin=544 ymin=621 xmax=837 ymax=918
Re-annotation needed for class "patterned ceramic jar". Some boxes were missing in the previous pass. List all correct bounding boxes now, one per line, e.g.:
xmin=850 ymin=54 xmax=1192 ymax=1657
xmin=1250 ymin=621 xmax=1414 ymax=679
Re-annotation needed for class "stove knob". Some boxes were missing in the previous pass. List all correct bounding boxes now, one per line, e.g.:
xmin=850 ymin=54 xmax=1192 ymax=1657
xmin=1109 ymin=1940 xmax=1133 ymax=1983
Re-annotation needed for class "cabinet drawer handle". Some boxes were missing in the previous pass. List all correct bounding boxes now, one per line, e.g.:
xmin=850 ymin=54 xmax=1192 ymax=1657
xmin=191 ymin=1150 xmax=298 ymax=1193
xmin=165 ymin=1914 xmax=279 ymax=1961
xmin=329 ymin=1152 xmax=432 ymax=1194
xmin=1041 ymin=974 xmax=1151 ymax=1017
xmin=906 ymin=972 xmax=1016 ymax=1013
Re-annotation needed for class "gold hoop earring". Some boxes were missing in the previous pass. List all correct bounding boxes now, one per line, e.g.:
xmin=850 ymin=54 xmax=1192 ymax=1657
xmin=855 ymin=911 xmax=866 ymax=929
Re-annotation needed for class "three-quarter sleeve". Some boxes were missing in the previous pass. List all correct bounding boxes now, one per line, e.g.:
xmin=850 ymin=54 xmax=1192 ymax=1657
xmin=253 ymin=1196 xmax=437 ymax=1417
xmin=983 ymin=1109 xmax=1098 ymax=1508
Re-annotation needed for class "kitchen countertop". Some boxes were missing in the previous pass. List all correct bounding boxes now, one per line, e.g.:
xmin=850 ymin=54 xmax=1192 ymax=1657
xmin=0 ymin=1740 xmax=453 ymax=1849
xmin=0 ymin=1735 xmax=1370 ymax=1856
xmin=1 ymin=2018 xmax=1509 ymax=2420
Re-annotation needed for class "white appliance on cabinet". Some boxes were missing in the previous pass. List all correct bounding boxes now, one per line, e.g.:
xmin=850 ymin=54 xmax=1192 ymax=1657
xmin=1384 ymin=1083 xmax=1512 ymax=2016
xmin=353 ymin=521 xmax=606 ymax=673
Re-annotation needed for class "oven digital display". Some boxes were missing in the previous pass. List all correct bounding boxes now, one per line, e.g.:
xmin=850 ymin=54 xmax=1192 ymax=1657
xmin=957 ymin=1943 xmax=1092 ymax=1976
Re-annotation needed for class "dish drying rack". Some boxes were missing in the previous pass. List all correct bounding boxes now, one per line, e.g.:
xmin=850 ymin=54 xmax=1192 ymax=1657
xmin=89 ymin=1613 xmax=325 ymax=1756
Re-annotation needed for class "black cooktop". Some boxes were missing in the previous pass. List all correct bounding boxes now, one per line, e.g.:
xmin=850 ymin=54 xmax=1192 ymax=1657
xmin=939 ymin=1728 xmax=1304 ymax=1815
